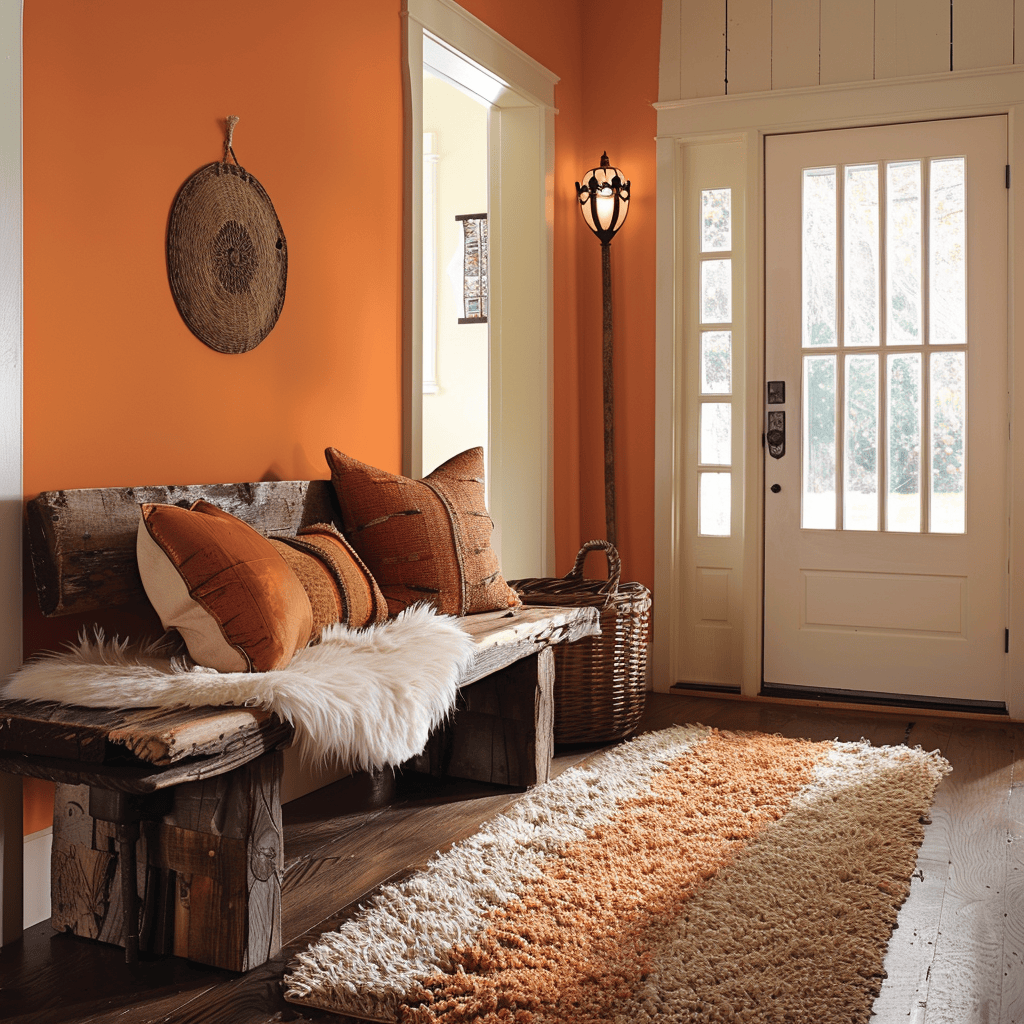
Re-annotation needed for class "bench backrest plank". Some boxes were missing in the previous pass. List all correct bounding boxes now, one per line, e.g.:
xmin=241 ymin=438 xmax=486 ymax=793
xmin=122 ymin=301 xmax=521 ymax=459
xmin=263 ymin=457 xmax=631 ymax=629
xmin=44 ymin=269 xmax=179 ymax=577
xmin=27 ymin=480 xmax=339 ymax=617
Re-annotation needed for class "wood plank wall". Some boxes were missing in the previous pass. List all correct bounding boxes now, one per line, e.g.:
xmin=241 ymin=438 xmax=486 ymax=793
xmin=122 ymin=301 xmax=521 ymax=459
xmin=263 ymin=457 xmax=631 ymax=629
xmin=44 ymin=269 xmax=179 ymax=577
xmin=660 ymin=0 xmax=1024 ymax=100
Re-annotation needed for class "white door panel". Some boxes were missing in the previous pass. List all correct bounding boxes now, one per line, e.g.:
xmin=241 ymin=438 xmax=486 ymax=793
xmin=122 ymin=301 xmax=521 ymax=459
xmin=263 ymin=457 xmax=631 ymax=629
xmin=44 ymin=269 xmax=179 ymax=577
xmin=764 ymin=116 xmax=1008 ymax=704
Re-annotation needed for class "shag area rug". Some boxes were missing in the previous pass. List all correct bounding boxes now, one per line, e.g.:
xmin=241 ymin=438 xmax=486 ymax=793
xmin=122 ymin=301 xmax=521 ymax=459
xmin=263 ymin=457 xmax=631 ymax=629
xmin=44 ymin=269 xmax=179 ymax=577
xmin=284 ymin=724 xmax=950 ymax=1023
xmin=2 ymin=605 xmax=474 ymax=769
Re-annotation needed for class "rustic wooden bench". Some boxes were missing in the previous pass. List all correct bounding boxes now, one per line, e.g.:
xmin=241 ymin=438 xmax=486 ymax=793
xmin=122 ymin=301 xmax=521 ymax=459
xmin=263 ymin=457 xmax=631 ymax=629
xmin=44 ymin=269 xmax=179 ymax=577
xmin=0 ymin=480 xmax=599 ymax=972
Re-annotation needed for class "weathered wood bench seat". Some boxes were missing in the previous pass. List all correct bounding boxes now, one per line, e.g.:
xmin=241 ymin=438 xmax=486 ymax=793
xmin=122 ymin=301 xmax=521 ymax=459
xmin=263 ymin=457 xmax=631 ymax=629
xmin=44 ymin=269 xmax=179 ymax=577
xmin=1 ymin=480 xmax=599 ymax=972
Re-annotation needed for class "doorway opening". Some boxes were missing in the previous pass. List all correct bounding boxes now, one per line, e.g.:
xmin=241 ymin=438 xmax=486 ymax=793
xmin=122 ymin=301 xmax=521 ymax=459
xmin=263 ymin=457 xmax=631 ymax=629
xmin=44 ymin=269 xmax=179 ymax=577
xmin=403 ymin=0 xmax=558 ymax=581
xmin=421 ymin=71 xmax=490 ymax=480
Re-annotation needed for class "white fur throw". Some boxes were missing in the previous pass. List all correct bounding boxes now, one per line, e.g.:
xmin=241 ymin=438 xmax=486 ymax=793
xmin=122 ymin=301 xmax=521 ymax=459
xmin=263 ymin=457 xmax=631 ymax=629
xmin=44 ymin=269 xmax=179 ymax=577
xmin=2 ymin=606 xmax=476 ymax=770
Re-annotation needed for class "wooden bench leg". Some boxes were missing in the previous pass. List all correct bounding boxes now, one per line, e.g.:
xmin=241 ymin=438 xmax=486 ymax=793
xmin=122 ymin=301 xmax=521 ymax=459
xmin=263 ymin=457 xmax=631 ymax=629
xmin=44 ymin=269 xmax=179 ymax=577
xmin=51 ymin=750 xmax=284 ymax=973
xmin=408 ymin=647 xmax=555 ymax=788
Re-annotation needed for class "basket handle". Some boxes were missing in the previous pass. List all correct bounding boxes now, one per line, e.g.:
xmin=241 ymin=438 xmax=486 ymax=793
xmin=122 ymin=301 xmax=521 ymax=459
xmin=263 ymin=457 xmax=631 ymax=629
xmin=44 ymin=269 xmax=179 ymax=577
xmin=565 ymin=540 xmax=621 ymax=595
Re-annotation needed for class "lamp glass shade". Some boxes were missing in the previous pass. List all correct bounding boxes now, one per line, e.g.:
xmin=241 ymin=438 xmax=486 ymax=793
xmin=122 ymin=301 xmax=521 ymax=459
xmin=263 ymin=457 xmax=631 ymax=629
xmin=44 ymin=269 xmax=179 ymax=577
xmin=577 ymin=161 xmax=629 ymax=243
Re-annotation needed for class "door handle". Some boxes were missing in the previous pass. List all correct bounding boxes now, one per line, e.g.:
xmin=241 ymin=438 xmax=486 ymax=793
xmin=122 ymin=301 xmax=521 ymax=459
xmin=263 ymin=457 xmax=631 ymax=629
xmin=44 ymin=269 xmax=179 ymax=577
xmin=771 ymin=483 xmax=781 ymax=493
xmin=767 ymin=411 xmax=785 ymax=459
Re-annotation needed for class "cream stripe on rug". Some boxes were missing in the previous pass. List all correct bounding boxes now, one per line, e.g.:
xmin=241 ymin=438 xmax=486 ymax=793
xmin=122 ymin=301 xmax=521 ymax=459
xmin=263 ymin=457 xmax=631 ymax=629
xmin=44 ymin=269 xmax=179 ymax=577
xmin=284 ymin=725 xmax=950 ymax=1023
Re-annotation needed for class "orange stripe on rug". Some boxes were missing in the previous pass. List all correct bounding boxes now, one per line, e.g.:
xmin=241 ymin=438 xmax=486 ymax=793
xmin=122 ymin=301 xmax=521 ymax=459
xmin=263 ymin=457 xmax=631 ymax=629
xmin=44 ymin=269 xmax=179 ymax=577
xmin=404 ymin=731 xmax=826 ymax=1023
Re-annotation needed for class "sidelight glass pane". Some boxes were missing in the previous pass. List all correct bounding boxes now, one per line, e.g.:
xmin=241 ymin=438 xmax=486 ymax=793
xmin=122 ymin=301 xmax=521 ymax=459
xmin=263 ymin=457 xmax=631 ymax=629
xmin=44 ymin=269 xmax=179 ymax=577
xmin=802 ymin=355 xmax=837 ymax=529
xmin=844 ymin=354 xmax=879 ymax=531
xmin=802 ymin=167 xmax=837 ymax=348
xmin=930 ymin=158 xmax=966 ymax=346
xmin=700 ymin=402 xmax=731 ymax=465
xmin=699 ymin=472 xmax=731 ymax=536
xmin=701 ymin=331 xmax=732 ymax=393
xmin=931 ymin=351 xmax=966 ymax=533
xmin=844 ymin=164 xmax=880 ymax=347
xmin=887 ymin=161 xmax=922 ymax=345
xmin=887 ymin=352 xmax=922 ymax=532
xmin=701 ymin=259 xmax=732 ymax=323
xmin=701 ymin=188 xmax=731 ymax=252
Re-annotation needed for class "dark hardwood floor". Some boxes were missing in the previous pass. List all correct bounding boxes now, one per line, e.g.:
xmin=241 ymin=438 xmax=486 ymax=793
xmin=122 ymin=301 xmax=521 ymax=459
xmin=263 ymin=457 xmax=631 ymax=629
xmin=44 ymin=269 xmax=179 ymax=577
xmin=1 ymin=692 xmax=1021 ymax=1023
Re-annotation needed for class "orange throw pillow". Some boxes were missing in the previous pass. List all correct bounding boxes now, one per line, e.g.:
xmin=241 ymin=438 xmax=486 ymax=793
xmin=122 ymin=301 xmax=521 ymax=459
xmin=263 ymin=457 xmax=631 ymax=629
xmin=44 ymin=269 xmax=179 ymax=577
xmin=137 ymin=499 xmax=312 ymax=673
xmin=325 ymin=446 xmax=521 ymax=617
xmin=270 ymin=523 xmax=388 ymax=636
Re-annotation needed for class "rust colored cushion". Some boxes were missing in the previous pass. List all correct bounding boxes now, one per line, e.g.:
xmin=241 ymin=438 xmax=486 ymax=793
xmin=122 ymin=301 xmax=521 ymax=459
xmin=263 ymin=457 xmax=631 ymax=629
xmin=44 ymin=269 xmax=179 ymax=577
xmin=325 ymin=446 xmax=521 ymax=617
xmin=137 ymin=499 xmax=312 ymax=673
xmin=270 ymin=523 xmax=388 ymax=638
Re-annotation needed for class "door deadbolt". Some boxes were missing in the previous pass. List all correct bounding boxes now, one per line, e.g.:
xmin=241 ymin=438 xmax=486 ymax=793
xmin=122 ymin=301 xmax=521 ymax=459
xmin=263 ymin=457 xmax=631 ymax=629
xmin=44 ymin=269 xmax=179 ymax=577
xmin=771 ymin=483 xmax=781 ymax=493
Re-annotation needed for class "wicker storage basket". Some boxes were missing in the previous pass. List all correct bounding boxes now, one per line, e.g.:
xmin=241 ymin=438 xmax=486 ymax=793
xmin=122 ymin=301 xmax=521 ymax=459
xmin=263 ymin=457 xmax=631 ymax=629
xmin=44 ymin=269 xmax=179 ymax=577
xmin=509 ymin=541 xmax=651 ymax=744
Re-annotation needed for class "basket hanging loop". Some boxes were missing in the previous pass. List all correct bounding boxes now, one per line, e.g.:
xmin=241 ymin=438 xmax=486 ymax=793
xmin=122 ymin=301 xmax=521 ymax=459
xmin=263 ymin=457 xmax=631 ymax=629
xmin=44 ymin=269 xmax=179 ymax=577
xmin=224 ymin=114 xmax=240 ymax=166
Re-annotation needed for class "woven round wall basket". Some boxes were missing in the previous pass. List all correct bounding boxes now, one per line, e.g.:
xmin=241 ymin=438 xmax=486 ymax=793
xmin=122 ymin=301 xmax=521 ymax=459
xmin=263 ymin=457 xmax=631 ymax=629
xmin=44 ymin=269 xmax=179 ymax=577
xmin=167 ymin=120 xmax=287 ymax=354
xmin=509 ymin=540 xmax=651 ymax=745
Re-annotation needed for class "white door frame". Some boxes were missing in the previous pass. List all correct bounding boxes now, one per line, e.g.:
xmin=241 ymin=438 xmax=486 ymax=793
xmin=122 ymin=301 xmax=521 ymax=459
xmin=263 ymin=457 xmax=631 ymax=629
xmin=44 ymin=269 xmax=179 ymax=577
xmin=402 ymin=0 xmax=558 ymax=579
xmin=654 ymin=66 xmax=1024 ymax=718
xmin=0 ymin=0 xmax=22 ymax=944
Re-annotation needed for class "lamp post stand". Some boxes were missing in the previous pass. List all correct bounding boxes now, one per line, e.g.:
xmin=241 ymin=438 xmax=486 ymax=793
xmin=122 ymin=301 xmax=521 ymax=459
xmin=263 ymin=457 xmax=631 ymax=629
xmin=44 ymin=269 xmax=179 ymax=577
xmin=602 ymin=240 xmax=616 ymax=548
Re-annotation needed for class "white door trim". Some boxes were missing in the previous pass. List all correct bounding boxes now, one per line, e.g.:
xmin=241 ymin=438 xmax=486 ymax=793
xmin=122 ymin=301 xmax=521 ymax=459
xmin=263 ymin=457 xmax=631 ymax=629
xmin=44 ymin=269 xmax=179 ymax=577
xmin=0 ymin=0 xmax=22 ymax=945
xmin=654 ymin=65 xmax=1024 ymax=717
xmin=402 ymin=0 xmax=557 ymax=578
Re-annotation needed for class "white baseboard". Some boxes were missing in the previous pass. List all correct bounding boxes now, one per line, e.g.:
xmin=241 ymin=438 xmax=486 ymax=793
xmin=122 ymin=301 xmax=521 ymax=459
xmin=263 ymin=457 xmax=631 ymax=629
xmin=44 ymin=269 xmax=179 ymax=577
xmin=23 ymin=827 xmax=52 ymax=929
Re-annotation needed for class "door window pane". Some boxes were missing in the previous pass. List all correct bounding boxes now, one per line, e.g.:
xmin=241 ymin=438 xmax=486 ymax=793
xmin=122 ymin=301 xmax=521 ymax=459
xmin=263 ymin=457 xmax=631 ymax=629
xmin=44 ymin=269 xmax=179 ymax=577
xmin=887 ymin=352 xmax=922 ymax=532
xmin=930 ymin=158 xmax=966 ymax=346
xmin=701 ymin=188 xmax=731 ymax=252
xmin=701 ymin=331 xmax=732 ymax=393
xmin=931 ymin=351 xmax=966 ymax=533
xmin=887 ymin=161 xmax=922 ymax=345
xmin=844 ymin=164 xmax=880 ymax=347
xmin=701 ymin=259 xmax=732 ymax=323
xmin=844 ymin=354 xmax=879 ymax=531
xmin=802 ymin=355 xmax=837 ymax=529
xmin=802 ymin=167 xmax=837 ymax=348
xmin=699 ymin=472 xmax=731 ymax=536
xmin=700 ymin=403 xmax=731 ymax=465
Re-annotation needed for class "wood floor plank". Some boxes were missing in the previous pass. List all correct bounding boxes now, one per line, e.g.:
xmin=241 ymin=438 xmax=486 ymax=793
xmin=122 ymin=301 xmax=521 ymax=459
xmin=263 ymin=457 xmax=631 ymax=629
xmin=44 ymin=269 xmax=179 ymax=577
xmin=999 ymin=752 xmax=1024 ymax=1022
xmin=920 ymin=719 xmax=1016 ymax=1022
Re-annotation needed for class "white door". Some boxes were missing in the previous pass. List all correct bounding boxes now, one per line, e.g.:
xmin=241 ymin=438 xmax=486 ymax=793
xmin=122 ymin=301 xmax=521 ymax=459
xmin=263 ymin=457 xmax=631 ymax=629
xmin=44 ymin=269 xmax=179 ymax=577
xmin=764 ymin=117 xmax=1008 ymax=706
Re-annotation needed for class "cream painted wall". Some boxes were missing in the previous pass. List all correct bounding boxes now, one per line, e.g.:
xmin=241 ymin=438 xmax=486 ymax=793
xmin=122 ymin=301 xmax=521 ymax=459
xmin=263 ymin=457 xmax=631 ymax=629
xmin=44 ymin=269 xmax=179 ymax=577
xmin=422 ymin=74 xmax=489 ymax=477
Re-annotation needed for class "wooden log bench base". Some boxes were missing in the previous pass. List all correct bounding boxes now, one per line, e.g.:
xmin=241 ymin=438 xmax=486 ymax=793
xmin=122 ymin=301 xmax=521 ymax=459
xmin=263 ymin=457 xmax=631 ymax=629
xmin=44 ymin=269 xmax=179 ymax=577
xmin=4 ymin=480 xmax=601 ymax=973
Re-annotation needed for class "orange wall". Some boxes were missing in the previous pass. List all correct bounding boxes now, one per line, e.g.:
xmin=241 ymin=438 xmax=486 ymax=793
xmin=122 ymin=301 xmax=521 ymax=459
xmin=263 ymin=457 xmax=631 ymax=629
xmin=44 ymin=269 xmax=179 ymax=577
xmin=20 ymin=0 xmax=662 ymax=833
xmin=575 ymin=7 xmax=662 ymax=598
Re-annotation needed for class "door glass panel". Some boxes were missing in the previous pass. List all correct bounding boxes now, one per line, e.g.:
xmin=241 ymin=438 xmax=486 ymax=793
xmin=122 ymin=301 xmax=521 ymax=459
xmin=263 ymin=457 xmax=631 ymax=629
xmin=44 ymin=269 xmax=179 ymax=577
xmin=930 ymin=158 xmax=966 ymax=346
xmin=701 ymin=331 xmax=732 ymax=393
xmin=931 ymin=350 xmax=966 ymax=533
xmin=844 ymin=354 xmax=879 ymax=531
xmin=887 ymin=161 xmax=922 ymax=345
xmin=701 ymin=259 xmax=732 ymax=323
xmin=802 ymin=354 xmax=837 ymax=529
xmin=844 ymin=164 xmax=879 ymax=347
xmin=802 ymin=167 xmax=837 ymax=348
xmin=887 ymin=352 xmax=922 ymax=532
xmin=701 ymin=188 xmax=731 ymax=252
xmin=700 ymin=403 xmax=731 ymax=465
xmin=699 ymin=472 xmax=731 ymax=536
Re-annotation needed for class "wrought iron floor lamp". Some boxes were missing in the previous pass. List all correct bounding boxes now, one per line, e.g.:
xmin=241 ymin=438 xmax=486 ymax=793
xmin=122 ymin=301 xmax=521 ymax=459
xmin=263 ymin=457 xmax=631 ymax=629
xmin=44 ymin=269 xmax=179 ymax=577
xmin=576 ymin=153 xmax=630 ymax=547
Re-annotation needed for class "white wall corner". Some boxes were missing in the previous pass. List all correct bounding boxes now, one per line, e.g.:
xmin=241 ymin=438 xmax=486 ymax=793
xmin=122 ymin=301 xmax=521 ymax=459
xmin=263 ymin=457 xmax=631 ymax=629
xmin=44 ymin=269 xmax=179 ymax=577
xmin=0 ymin=0 xmax=23 ymax=947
